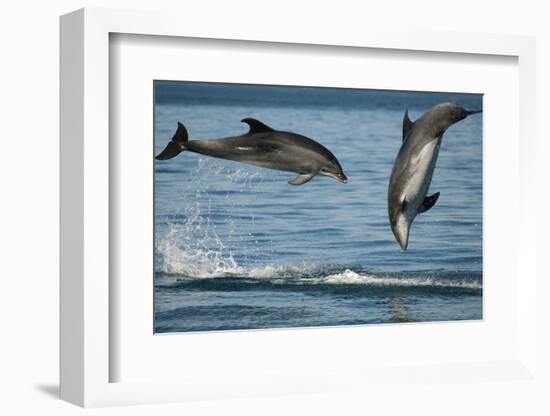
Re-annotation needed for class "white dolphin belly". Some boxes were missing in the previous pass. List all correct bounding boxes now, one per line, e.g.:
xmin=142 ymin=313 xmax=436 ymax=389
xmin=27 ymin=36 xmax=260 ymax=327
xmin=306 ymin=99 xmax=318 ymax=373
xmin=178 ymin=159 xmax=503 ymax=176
xmin=402 ymin=139 xmax=441 ymax=213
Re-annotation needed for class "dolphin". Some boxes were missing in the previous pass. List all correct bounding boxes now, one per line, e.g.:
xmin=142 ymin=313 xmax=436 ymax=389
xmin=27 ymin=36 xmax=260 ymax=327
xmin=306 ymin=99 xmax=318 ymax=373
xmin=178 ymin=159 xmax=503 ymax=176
xmin=387 ymin=102 xmax=482 ymax=250
xmin=155 ymin=118 xmax=348 ymax=185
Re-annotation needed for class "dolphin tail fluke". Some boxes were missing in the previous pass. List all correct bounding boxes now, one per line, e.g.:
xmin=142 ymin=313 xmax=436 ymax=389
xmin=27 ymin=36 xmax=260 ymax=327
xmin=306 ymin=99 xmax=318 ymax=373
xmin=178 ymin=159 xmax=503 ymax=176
xmin=155 ymin=122 xmax=189 ymax=160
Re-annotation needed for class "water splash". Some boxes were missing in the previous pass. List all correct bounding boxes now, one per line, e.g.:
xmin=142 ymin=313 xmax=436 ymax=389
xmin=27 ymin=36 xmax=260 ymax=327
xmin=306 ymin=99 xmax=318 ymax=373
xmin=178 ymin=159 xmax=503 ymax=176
xmin=155 ymin=157 xmax=275 ymax=277
xmin=156 ymin=222 xmax=243 ymax=276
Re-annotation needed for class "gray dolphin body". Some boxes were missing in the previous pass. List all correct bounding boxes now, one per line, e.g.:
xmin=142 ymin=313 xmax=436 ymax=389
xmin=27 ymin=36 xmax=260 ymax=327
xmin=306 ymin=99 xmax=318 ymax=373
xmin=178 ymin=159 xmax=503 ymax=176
xmin=156 ymin=118 xmax=348 ymax=185
xmin=388 ymin=102 xmax=482 ymax=250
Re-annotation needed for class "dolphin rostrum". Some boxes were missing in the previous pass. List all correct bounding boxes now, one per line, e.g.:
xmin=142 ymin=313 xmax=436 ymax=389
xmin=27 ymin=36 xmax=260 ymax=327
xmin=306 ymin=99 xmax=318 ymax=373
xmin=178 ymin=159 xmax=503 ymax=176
xmin=388 ymin=102 xmax=482 ymax=250
xmin=156 ymin=118 xmax=348 ymax=185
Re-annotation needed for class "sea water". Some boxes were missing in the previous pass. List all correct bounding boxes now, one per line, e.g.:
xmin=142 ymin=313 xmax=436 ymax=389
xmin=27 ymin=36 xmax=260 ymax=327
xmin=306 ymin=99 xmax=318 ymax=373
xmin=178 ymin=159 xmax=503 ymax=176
xmin=154 ymin=82 xmax=482 ymax=333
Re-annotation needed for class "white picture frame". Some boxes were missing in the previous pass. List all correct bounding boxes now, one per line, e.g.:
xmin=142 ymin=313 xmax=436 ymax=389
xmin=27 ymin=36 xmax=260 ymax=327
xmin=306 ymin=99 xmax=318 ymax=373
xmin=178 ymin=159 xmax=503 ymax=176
xmin=60 ymin=8 xmax=537 ymax=408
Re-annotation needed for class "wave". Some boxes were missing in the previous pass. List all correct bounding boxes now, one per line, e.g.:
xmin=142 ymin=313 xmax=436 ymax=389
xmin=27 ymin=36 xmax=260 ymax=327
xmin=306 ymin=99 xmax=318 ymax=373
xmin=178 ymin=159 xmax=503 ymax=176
xmin=157 ymin=266 xmax=481 ymax=290
xmin=156 ymin=236 xmax=481 ymax=291
xmin=155 ymin=204 xmax=481 ymax=292
xmin=156 ymin=230 xmax=480 ymax=290
xmin=307 ymin=269 xmax=481 ymax=289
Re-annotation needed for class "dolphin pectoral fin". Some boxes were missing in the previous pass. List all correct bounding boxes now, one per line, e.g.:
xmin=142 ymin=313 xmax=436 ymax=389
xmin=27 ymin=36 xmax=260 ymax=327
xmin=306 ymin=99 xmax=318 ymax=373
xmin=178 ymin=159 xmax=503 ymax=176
xmin=241 ymin=118 xmax=275 ymax=134
xmin=288 ymin=173 xmax=314 ymax=185
xmin=403 ymin=108 xmax=415 ymax=142
xmin=418 ymin=192 xmax=440 ymax=214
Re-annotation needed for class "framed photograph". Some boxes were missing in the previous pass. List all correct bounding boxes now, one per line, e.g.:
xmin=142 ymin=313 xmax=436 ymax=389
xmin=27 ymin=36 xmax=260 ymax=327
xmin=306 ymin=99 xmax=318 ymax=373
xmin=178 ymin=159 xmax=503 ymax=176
xmin=152 ymin=81 xmax=483 ymax=334
xmin=60 ymin=8 xmax=538 ymax=408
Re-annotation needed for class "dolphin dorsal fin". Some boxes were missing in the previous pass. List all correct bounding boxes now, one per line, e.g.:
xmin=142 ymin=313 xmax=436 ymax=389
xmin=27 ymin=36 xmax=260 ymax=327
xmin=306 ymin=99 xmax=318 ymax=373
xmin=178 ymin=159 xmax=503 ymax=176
xmin=241 ymin=118 xmax=274 ymax=134
xmin=403 ymin=108 xmax=415 ymax=142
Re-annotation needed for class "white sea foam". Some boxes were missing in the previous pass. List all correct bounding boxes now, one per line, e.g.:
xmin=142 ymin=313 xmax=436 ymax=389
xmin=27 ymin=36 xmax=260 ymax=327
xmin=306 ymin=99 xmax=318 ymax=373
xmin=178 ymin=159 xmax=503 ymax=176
xmin=156 ymin=239 xmax=481 ymax=289
xmin=157 ymin=235 xmax=309 ymax=279
xmin=157 ymin=238 xmax=242 ymax=277
xmin=310 ymin=269 xmax=481 ymax=289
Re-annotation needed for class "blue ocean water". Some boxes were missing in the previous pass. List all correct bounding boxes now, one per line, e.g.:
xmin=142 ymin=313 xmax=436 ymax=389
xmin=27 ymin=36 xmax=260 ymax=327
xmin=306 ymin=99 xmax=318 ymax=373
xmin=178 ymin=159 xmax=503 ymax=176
xmin=154 ymin=82 xmax=483 ymax=333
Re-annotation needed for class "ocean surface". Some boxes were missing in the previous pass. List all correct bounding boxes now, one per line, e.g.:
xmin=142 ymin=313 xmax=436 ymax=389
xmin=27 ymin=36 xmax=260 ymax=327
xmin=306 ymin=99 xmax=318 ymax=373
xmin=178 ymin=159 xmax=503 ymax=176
xmin=154 ymin=81 xmax=483 ymax=333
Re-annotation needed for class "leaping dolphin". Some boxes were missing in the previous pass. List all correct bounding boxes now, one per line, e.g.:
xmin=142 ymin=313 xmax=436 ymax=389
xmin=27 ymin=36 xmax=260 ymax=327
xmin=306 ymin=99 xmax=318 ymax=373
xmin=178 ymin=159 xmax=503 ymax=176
xmin=388 ymin=102 xmax=482 ymax=250
xmin=156 ymin=118 xmax=348 ymax=185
